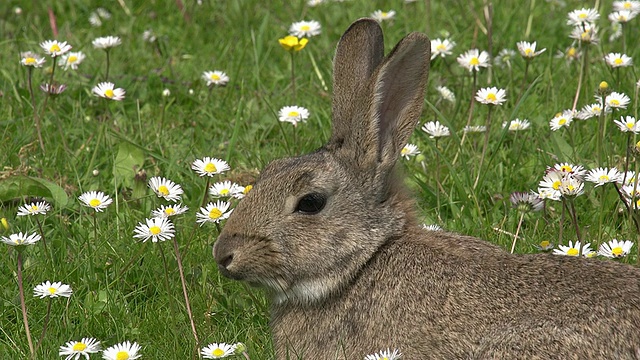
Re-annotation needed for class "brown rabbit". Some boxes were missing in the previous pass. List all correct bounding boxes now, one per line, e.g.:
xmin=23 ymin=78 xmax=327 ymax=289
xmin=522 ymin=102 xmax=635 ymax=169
xmin=213 ymin=18 xmax=640 ymax=359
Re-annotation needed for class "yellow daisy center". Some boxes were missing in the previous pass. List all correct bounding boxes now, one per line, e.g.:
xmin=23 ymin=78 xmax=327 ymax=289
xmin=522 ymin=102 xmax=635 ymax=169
xmin=210 ymin=74 xmax=220 ymax=81
xmin=149 ymin=226 xmax=161 ymax=235
xmin=566 ymin=184 xmax=575 ymax=191
xmin=560 ymin=165 xmax=572 ymax=172
xmin=243 ymin=185 xmax=253 ymax=194
xmin=614 ymin=58 xmax=623 ymax=65
xmin=627 ymin=122 xmax=635 ymax=129
xmin=204 ymin=163 xmax=217 ymax=173
xmin=381 ymin=12 xmax=388 ymax=17
xmin=612 ymin=246 xmax=624 ymax=256
xmin=300 ymin=25 xmax=310 ymax=31
xmin=610 ymin=99 xmax=620 ymax=106
xmin=48 ymin=287 xmax=57 ymax=294
xmin=581 ymin=32 xmax=590 ymax=40
xmin=578 ymin=13 xmax=587 ymax=19
xmin=288 ymin=111 xmax=300 ymax=118
xmin=524 ymin=48 xmax=533 ymax=56
xmin=50 ymin=44 xmax=61 ymax=53
xmin=158 ymin=185 xmax=170 ymax=196
xmin=73 ymin=342 xmax=87 ymax=351
xmin=436 ymin=44 xmax=447 ymax=51
xmin=115 ymin=351 xmax=130 ymax=360
xmin=164 ymin=208 xmax=175 ymax=215
xmin=212 ymin=349 xmax=225 ymax=357
xmin=599 ymin=175 xmax=610 ymax=182
xmin=209 ymin=208 xmax=222 ymax=219
xmin=558 ymin=119 xmax=566 ymax=125
xmin=104 ymin=89 xmax=114 ymax=98
xmin=89 ymin=199 xmax=102 ymax=207
xmin=401 ymin=148 xmax=409 ymax=155
xmin=30 ymin=205 xmax=39 ymax=211
xmin=25 ymin=57 xmax=36 ymax=65
xmin=624 ymin=2 xmax=632 ymax=9
xmin=469 ymin=57 xmax=479 ymax=65
xmin=567 ymin=248 xmax=579 ymax=256
xmin=220 ymin=189 xmax=230 ymax=195
xmin=486 ymin=93 xmax=497 ymax=101
xmin=552 ymin=181 xmax=561 ymax=190
xmin=540 ymin=240 xmax=550 ymax=248
xmin=567 ymin=47 xmax=577 ymax=57
xmin=68 ymin=55 xmax=78 ymax=63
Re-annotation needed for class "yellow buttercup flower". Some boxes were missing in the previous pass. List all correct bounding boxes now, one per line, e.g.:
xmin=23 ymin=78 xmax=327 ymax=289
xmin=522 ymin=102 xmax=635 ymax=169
xmin=278 ymin=36 xmax=308 ymax=52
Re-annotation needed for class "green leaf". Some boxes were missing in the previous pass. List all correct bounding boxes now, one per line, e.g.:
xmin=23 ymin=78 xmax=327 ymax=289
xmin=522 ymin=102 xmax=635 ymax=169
xmin=0 ymin=176 xmax=69 ymax=208
xmin=113 ymin=142 xmax=145 ymax=188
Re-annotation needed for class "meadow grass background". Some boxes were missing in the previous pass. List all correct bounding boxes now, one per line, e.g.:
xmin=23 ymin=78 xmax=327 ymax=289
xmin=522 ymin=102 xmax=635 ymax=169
xmin=1 ymin=0 xmax=639 ymax=358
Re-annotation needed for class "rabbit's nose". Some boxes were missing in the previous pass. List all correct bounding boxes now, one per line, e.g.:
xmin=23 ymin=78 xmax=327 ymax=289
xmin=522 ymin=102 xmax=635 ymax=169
xmin=213 ymin=233 xmax=238 ymax=271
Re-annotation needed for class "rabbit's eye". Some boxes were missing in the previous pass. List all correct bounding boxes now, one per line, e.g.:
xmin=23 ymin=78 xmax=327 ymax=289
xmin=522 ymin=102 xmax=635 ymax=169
xmin=295 ymin=192 xmax=326 ymax=214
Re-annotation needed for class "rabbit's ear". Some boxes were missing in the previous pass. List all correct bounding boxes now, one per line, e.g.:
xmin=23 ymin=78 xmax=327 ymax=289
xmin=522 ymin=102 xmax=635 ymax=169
xmin=328 ymin=28 xmax=430 ymax=201
xmin=330 ymin=19 xmax=385 ymax=145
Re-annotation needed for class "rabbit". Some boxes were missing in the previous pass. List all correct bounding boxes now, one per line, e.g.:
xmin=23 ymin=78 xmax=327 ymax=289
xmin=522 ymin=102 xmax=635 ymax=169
xmin=213 ymin=18 xmax=640 ymax=359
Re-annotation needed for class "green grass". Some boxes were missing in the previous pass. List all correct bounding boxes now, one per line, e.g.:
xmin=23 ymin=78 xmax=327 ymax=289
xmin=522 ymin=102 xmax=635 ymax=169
xmin=1 ymin=0 xmax=639 ymax=358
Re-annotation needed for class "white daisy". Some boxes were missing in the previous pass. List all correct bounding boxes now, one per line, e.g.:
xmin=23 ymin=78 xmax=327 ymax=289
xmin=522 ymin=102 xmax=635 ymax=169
xmin=463 ymin=125 xmax=486 ymax=133
xmin=365 ymin=348 xmax=402 ymax=360
xmin=307 ymin=0 xmax=326 ymax=6
xmin=92 ymin=82 xmax=125 ymax=101
xmin=577 ymin=103 xmax=607 ymax=120
xmin=494 ymin=48 xmax=517 ymax=68
xmin=475 ymin=87 xmax=507 ymax=105
xmin=78 ymin=191 xmax=113 ymax=212
xmin=102 ymin=341 xmax=141 ymax=360
xmin=604 ymin=53 xmax=632 ymax=68
xmin=400 ymin=144 xmax=420 ymax=160
xmin=89 ymin=12 xmax=102 ymax=27
xmin=196 ymin=201 xmax=232 ymax=225
xmin=516 ymin=41 xmax=546 ymax=58
xmin=585 ymin=167 xmax=621 ymax=186
xmin=609 ymin=21 xmax=623 ymax=42
xmin=553 ymin=163 xmax=587 ymax=179
xmin=201 ymin=342 xmax=236 ymax=359
xmin=278 ymin=106 xmax=310 ymax=126
xmin=133 ymin=217 xmax=175 ymax=243
xmin=209 ymin=181 xmax=242 ymax=198
xmin=59 ymin=337 xmax=101 ymax=360
xmin=510 ymin=191 xmax=544 ymax=212
xmin=371 ymin=10 xmax=396 ymax=22
xmin=40 ymin=40 xmax=72 ymax=57
xmin=289 ymin=20 xmax=321 ymax=37
xmin=33 ymin=281 xmax=72 ymax=298
xmin=504 ymin=118 xmax=531 ymax=131
xmin=430 ymin=38 xmax=455 ymax=60
xmin=421 ymin=121 xmax=450 ymax=138
xmin=559 ymin=176 xmax=584 ymax=197
xmin=457 ymin=49 xmax=490 ymax=72
xmin=618 ymin=171 xmax=637 ymax=186
xmin=605 ymin=92 xmax=631 ymax=110
xmin=567 ymin=8 xmax=600 ymax=25
xmin=232 ymin=184 xmax=253 ymax=199
xmin=96 ymin=7 xmax=111 ymax=19
xmin=17 ymin=201 xmax=51 ymax=216
xmin=40 ymin=83 xmax=67 ymax=95
xmin=192 ymin=157 xmax=231 ymax=177
xmin=553 ymin=241 xmax=593 ymax=257
xmin=1 ymin=232 xmax=41 ymax=246
xmin=142 ymin=29 xmax=157 ymax=43
xmin=549 ymin=110 xmax=573 ymax=131
xmin=614 ymin=1 xmax=640 ymax=12
xmin=59 ymin=51 xmax=86 ymax=70
xmin=436 ymin=86 xmax=455 ymax=103
xmin=598 ymin=239 xmax=634 ymax=258
xmin=92 ymin=36 xmax=122 ymax=49
xmin=539 ymin=169 xmax=564 ymax=193
xmin=202 ymin=70 xmax=230 ymax=87
xmin=148 ymin=177 xmax=184 ymax=202
xmin=535 ymin=240 xmax=554 ymax=251
xmin=570 ymin=24 xmax=599 ymax=44
xmin=151 ymin=204 xmax=189 ymax=218
xmin=422 ymin=224 xmax=443 ymax=231
xmin=535 ymin=187 xmax=561 ymax=201
xmin=608 ymin=10 xmax=638 ymax=23
xmin=614 ymin=116 xmax=640 ymax=133
xmin=20 ymin=52 xmax=46 ymax=67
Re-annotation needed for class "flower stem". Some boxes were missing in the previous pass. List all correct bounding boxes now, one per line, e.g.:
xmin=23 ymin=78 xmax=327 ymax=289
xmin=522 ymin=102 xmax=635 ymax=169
xmin=35 ymin=298 xmax=52 ymax=353
xmin=26 ymin=68 xmax=45 ymax=153
xmin=290 ymin=52 xmax=296 ymax=104
xmin=201 ymin=177 xmax=211 ymax=208
xmin=453 ymin=70 xmax=477 ymax=165
xmin=17 ymin=251 xmax=35 ymax=359
xmin=105 ymin=50 xmax=111 ymax=81
xmin=473 ymin=105 xmax=493 ymax=189
xmin=172 ymin=237 xmax=199 ymax=346
xmin=511 ymin=212 xmax=525 ymax=254
xmin=571 ymin=45 xmax=588 ymax=113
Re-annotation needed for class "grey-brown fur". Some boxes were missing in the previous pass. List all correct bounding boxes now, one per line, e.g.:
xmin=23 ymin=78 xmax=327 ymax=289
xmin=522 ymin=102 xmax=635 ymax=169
xmin=213 ymin=18 xmax=640 ymax=359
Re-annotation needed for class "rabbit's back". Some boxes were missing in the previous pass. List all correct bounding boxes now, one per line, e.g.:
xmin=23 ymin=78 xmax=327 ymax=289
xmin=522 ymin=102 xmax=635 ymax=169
xmin=271 ymin=228 xmax=640 ymax=359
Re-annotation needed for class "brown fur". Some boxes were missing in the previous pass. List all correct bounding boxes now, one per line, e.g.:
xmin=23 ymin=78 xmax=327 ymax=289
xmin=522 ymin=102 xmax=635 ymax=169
xmin=213 ymin=19 xmax=640 ymax=359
